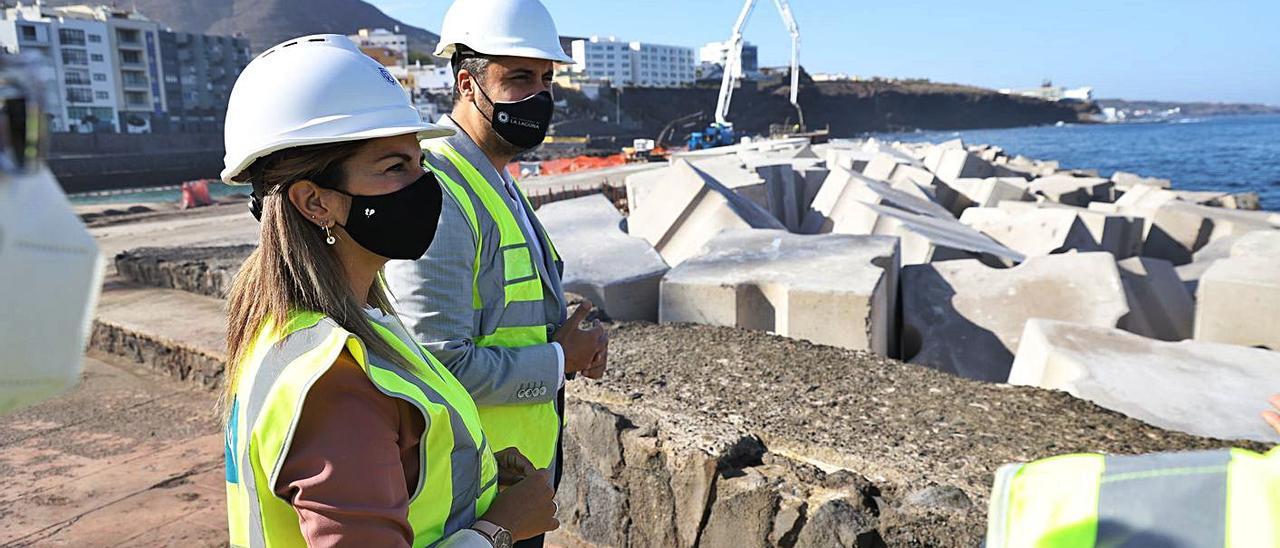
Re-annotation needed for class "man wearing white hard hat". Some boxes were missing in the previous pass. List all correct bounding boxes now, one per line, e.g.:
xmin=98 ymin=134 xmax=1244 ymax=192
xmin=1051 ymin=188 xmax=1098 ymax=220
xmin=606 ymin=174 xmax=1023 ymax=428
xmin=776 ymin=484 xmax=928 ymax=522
xmin=221 ymin=35 xmax=559 ymax=547
xmin=385 ymin=3 xmax=609 ymax=545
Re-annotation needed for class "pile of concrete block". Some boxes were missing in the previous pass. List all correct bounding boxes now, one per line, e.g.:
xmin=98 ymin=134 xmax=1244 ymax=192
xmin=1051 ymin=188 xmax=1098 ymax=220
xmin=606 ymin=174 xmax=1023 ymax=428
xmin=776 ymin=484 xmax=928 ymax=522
xmin=538 ymin=194 xmax=670 ymax=321
xmin=1194 ymin=230 xmax=1280 ymax=350
xmin=972 ymin=201 xmax=1146 ymax=259
xmin=660 ymin=229 xmax=900 ymax=354
xmin=626 ymin=159 xmax=784 ymax=267
xmin=1026 ymin=174 xmax=1116 ymax=207
xmin=1009 ymin=319 xmax=1280 ymax=443
xmin=959 ymin=207 xmax=1100 ymax=258
xmin=901 ymin=252 xmax=1129 ymax=381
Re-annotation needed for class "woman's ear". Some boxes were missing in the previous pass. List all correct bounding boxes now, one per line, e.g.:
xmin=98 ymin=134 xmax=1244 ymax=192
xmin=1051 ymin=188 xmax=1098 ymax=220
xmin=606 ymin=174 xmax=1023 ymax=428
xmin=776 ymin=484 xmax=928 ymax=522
xmin=286 ymin=180 xmax=349 ymax=227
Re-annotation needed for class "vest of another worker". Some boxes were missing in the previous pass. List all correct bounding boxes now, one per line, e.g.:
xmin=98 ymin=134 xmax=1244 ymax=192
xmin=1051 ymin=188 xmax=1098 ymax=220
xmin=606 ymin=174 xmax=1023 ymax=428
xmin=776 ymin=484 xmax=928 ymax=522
xmin=422 ymin=139 xmax=564 ymax=470
xmin=986 ymin=447 xmax=1280 ymax=547
xmin=224 ymin=311 xmax=498 ymax=548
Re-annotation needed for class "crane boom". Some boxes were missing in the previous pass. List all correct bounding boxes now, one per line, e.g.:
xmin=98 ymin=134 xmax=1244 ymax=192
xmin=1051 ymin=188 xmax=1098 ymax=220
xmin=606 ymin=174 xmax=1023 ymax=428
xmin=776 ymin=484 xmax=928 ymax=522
xmin=713 ymin=0 xmax=805 ymax=131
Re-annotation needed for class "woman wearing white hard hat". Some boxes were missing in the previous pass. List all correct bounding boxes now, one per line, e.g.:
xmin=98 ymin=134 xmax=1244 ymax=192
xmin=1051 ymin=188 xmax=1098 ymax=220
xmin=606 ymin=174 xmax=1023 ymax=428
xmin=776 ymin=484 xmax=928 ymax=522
xmin=220 ymin=34 xmax=558 ymax=547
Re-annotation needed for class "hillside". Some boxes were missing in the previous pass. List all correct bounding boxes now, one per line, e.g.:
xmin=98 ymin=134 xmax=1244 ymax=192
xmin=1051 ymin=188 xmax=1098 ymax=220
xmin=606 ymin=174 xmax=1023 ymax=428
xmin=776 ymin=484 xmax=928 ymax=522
xmin=42 ymin=0 xmax=439 ymax=54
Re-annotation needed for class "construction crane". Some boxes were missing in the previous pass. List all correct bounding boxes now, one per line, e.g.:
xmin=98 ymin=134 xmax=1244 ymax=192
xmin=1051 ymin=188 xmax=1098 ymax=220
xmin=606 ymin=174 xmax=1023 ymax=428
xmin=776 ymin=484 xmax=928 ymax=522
xmin=698 ymin=0 xmax=804 ymax=151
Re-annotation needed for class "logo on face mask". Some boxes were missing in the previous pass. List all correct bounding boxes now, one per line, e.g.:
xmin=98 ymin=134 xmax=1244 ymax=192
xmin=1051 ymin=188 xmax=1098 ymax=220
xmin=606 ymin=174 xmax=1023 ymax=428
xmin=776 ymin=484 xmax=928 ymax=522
xmin=473 ymin=84 xmax=554 ymax=151
xmin=365 ymin=208 xmax=375 ymax=218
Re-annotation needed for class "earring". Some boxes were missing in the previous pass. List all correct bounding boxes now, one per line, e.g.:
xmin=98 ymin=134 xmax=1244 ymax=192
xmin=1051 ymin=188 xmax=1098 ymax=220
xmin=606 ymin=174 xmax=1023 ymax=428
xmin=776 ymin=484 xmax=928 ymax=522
xmin=322 ymin=223 xmax=336 ymax=245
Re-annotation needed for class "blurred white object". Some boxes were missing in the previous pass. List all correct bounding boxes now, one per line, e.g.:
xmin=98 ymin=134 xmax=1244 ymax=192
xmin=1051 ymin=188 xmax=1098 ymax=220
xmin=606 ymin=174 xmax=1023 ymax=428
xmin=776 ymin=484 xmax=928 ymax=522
xmin=0 ymin=53 xmax=104 ymax=414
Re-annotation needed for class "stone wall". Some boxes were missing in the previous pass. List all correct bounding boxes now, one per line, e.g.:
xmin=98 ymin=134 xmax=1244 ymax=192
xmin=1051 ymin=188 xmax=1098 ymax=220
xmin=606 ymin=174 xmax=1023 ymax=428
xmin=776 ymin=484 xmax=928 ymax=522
xmin=115 ymin=245 xmax=254 ymax=299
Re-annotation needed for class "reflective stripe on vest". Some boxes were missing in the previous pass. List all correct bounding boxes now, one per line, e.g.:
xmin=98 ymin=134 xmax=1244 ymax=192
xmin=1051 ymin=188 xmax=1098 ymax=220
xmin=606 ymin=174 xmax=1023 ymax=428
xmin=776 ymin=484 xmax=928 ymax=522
xmin=986 ymin=447 xmax=1280 ymax=547
xmin=224 ymin=312 xmax=498 ymax=547
xmin=423 ymin=141 xmax=561 ymax=469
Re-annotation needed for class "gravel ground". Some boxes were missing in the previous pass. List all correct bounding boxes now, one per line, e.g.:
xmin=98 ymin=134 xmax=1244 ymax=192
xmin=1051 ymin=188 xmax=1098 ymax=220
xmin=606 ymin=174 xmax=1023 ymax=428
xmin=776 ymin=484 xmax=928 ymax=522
xmin=589 ymin=321 xmax=1269 ymax=542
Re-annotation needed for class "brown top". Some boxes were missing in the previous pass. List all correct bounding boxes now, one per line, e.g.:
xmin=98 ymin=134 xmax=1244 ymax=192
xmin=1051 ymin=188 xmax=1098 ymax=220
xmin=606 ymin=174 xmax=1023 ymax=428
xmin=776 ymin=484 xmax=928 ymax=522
xmin=273 ymin=351 xmax=425 ymax=547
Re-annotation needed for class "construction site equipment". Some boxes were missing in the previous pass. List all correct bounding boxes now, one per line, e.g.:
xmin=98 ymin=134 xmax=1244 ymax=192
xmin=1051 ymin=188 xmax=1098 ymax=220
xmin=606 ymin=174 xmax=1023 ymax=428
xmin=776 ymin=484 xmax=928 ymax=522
xmin=703 ymin=0 xmax=806 ymax=149
xmin=656 ymin=111 xmax=707 ymax=149
xmin=0 ymin=54 xmax=104 ymax=414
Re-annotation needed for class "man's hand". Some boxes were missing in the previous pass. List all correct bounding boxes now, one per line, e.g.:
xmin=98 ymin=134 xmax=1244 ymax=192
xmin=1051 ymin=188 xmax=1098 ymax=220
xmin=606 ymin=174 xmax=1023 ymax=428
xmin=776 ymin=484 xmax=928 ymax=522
xmin=581 ymin=333 xmax=609 ymax=379
xmin=1263 ymin=395 xmax=1280 ymax=436
xmin=553 ymin=300 xmax=607 ymax=376
xmin=495 ymin=447 xmax=536 ymax=487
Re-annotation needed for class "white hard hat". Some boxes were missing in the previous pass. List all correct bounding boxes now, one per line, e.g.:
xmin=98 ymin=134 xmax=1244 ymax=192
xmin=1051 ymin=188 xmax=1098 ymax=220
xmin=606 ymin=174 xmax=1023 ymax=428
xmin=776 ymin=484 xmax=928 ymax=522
xmin=221 ymin=34 xmax=452 ymax=184
xmin=434 ymin=0 xmax=575 ymax=64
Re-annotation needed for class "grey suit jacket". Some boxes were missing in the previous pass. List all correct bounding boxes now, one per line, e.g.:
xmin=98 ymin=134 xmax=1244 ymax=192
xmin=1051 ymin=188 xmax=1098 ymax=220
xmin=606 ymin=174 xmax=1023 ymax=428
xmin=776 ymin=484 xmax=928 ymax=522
xmin=385 ymin=115 xmax=567 ymax=406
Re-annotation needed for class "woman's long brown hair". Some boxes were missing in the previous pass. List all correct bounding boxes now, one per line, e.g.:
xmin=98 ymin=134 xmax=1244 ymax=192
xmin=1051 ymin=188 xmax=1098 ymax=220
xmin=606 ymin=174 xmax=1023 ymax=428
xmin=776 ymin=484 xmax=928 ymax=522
xmin=221 ymin=140 xmax=420 ymax=416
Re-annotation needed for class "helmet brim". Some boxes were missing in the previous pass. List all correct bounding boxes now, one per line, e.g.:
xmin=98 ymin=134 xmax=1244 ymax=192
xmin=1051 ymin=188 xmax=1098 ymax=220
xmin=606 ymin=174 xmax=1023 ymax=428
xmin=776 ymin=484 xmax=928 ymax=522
xmin=222 ymin=123 xmax=455 ymax=185
xmin=435 ymin=42 xmax=576 ymax=65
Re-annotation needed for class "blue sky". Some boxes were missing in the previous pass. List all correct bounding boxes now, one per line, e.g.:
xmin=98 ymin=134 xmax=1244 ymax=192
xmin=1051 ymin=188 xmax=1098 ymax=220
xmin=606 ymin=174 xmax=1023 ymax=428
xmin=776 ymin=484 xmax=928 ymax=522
xmin=370 ymin=0 xmax=1280 ymax=105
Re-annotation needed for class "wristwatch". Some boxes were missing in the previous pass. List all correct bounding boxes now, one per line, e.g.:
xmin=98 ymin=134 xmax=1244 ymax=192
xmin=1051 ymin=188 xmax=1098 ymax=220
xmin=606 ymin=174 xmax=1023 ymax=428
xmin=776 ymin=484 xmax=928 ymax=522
xmin=471 ymin=520 xmax=513 ymax=548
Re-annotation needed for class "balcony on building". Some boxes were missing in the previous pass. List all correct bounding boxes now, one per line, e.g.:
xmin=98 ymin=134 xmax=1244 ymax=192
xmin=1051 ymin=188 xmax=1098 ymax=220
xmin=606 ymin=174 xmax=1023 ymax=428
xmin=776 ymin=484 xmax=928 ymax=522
xmin=121 ymin=70 xmax=149 ymax=89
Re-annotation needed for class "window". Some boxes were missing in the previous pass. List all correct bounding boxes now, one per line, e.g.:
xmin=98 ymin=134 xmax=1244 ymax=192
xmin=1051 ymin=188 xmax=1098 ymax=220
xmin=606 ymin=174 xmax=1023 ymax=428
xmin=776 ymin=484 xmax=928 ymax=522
xmin=95 ymin=91 xmax=109 ymax=100
xmin=64 ymin=69 xmax=91 ymax=86
xmin=59 ymin=28 xmax=86 ymax=45
xmin=91 ymin=53 xmax=104 ymax=62
xmin=121 ymin=71 xmax=147 ymax=87
xmin=61 ymin=48 xmax=89 ymax=66
xmin=93 ymin=72 xmax=106 ymax=82
xmin=88 ymin=34 xmax=102 ymax=43
xmin=124 ymin=91 xmax=148 ymax=106
xmin=120 ymin=50 xmax=142 ymax=64
xmin=117 ymin=29 xmax=140 ymax=44
xmin=66 ymin=87 xmax=94 ymax=103
xmin=19 ymin=25 xmax=36 ymax=41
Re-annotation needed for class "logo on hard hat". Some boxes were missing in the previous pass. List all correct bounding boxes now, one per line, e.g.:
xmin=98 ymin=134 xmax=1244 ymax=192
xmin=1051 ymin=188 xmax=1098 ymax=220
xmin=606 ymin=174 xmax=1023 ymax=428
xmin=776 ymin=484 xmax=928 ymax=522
xmin=376 ymin=66 xmax=397 ymax=87
xmin=496 ymin=111 xmax=511 ymax=124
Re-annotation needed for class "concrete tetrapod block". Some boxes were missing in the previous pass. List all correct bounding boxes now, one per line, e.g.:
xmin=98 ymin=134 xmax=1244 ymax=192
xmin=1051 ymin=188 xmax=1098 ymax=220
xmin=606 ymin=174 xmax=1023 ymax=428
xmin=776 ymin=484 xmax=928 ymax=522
xmin=959 ymin=207 xmax=1100 ymax=258
xmin=627 ymin=159 xmax=784 ymax=267
xmin=660 ymin=229 xmax=900 ymax=354
xmin=1230 ymin=230 xmax=1280 ymax=259
xmin=1008 ymin=319 xmax=1280 ymax=443
xmin=901 ymin=252 xmax=1129 ymax=381
xmin=998 ymin=200 xmax=1146 ymax=259
xmin=801 ymin=166 xmax=955 ymax=235
xmin=1117 ymin=257 xmax=1195 ymax=341
xmin=861 ymin=153 xmax=916 ymax=182
xmin=1194 ymin=256 xmax=1280 ymax=351
xmin=1026 ymin=175 xmax=1115 ymax=207
xmin=538 ymin=194 xmax=670 ymax=321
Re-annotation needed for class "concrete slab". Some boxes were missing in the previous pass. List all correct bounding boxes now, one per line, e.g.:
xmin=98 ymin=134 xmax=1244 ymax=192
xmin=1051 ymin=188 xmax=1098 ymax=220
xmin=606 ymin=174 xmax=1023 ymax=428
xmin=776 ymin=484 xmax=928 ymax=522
xmin=930 ymin=148 xmax=998 ymax=182
xmin=1143 ymin=201 xmax=1279 ymax=265
xmin=660 ymin=229 xmax=900 ymax=354
xmin=998 ymin=201 xmax=1146 ymax=259
xmin=801 ymin=166 xmax=955 ymax=235
xmin=1008 ymin=319 xmax=1280 ymax=443
xmin=858 ymin=203 xmax=1025 ymax=266
xmin=627 ymin=160 xmax=784 ymax=267
xmin=946 ymin=177 xmax=1031 ymax=208
xmin=862 ymin=153 xmax=917 ymax=182
xmin=1195 ymin=256 xmax=1280 ymax=350
xmin=902 ymin=253 xmax=1128 ymax=381
xmin=753 ymin=162 xmax=830 ymax=232
xmin=1117 ymin=257 xmax=1195 ymax=341
xmin=1026 ymin=175 xmax=1115 ymax=207
xmin=1230 ymin=230 xmax=1280 ymax=259
xmin=538 ymin=195 xmax=670 ymax=321
xmin=1111 ymin=170 xmax=1172 ymax=191
xmin=960 ymin=207 xmax=1100 ymax=258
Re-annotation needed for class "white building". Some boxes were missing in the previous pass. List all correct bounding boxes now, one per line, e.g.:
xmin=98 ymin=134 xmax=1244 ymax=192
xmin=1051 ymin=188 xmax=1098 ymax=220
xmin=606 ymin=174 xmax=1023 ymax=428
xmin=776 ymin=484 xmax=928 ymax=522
xmin=999 ymin=81 xmax=1094 ymax=103
xmin=0 ymin=3 xmax=121 ymax=132
xmin=570 ymin=36 xmax=694 ymax=88
xmin=349 ymin=27 xmax=408 ymax=67
xmin=700 ymin=39 xmax=758 ymax=79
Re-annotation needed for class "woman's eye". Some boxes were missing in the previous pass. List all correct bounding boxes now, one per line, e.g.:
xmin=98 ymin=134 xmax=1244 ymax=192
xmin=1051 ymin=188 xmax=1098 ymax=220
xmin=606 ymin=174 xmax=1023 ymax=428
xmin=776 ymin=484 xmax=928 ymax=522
xmin=386 ymin=164 xmax=404 ymax=173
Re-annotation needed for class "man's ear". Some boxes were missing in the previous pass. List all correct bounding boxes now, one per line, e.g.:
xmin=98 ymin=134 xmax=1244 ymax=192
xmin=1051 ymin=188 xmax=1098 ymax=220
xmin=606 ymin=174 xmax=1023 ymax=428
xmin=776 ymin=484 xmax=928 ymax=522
xmin=286 ymin=180 xmax=349 ymax=227
xmin=456 ymin=69 xmax=476 ymax=103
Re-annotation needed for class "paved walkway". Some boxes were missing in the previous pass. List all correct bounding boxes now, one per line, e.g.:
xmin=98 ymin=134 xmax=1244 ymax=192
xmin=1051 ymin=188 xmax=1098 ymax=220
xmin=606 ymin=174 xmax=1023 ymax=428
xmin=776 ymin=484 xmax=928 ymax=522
xmin=0 ymin=352 xmax=226 ymax=546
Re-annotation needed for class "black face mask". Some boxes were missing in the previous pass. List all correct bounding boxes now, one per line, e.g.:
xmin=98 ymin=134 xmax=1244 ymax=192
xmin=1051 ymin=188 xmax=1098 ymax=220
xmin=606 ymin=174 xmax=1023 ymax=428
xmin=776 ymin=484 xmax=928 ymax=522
xmin=474 ymin=83 xmax=554 ymax=151
xmin=333 ymin=171 xmax=443 ymax=261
